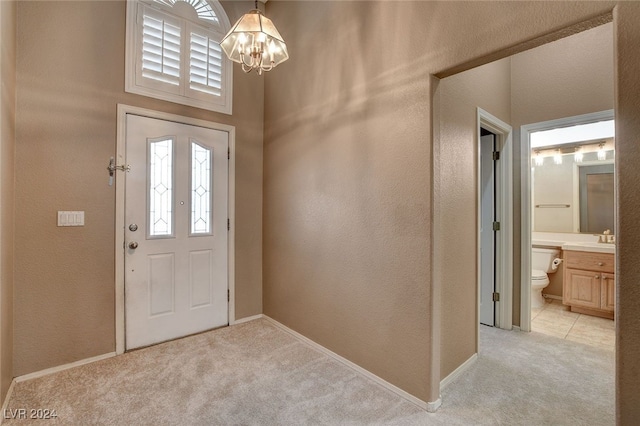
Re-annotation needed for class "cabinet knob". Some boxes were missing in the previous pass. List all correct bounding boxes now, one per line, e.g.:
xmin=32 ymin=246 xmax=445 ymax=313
xmin=596 ymin=262 xmax=604 ymax=266
xmin=595 ymin=275 xmax=600 ymax=279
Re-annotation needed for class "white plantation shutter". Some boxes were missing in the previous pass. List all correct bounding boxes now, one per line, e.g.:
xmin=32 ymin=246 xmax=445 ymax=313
xmin=141 ymin=12 xmax=181 ymax=85
xmin=126 ymin=0 xmax=232 ymax=114
xmin=189 ymin=27 xmax=224 ymax=97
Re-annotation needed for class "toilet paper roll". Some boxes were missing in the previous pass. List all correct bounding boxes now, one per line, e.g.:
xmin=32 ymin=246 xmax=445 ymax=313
xmin=551 ymin=258 xmax=562 ymax=270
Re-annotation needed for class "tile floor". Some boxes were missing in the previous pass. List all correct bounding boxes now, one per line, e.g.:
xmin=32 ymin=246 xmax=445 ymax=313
xmin=531 ymin=298 xmax=615 ymax=350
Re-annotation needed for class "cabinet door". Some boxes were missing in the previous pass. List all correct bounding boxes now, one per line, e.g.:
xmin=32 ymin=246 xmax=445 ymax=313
xmin=564 ymin=268 xmax=601 ymax=309
xmin=601 ymin=273 xmax=615 ymax=312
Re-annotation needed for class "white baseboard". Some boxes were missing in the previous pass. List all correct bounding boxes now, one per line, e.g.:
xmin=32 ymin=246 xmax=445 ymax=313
xmin=15 ymin=352 xmax=116 ymax=383
xmin=263 ymin=316 xmax=436 ymax=412
xmin=230 ymin=314 xmax=264 ymax=325
xmin=440 ymin=353 xmax=478 ymax=390
xmin=0 ymin=379 xmax=16 ymax=425
xmin=512 ymin=325 xmax=522 ymax=332
xmin=426 ymin=397 xmax=442 ymax=412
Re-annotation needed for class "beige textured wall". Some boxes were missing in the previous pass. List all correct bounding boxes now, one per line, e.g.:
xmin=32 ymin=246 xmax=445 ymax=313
xmin=510 ymin=23 xmax=614 ymax=324
xmin=264 ymin=1 xmax=434 ymax=402
xmin=14 ymin=0 xmax=263 ymax=377
xmin=262 ymin=0 xmax=635 ymax=406
xmin=614 ymin=3 xmax=640 ymax=422
xmin=0 ymin=0 xmax=16 ymax=402
xmin=437 ymin=59 xmax=511 ymax=378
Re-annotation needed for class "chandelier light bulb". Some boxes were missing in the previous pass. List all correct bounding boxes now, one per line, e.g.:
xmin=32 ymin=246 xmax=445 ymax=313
xmin=597 ymin=143 xmax=607 ymax=161
xmin=534 ymin=152 xmax=544 ymax=167
xmin=553 ymin=151 xmax=562 ymax=165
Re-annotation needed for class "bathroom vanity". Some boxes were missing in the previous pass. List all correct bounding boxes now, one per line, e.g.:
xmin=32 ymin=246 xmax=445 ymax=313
xmin=563 ymin=247 xmax=615 ymax=319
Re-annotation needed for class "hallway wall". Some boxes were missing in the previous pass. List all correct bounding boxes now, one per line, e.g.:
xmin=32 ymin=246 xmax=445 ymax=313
xmin=614 ymin=3 xmax=640 ymax=422
xmin=0 ymin=0 xmax=16 ymax=403
xmin=437 ymin=58 xmax=511 ymax=379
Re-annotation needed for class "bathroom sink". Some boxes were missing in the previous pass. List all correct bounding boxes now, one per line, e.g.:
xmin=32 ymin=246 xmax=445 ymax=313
xmin=562 ymin=242 xmax=615 ymax=254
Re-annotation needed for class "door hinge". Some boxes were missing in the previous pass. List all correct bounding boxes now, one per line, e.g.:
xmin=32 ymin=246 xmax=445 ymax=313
xmin=493 ymin=221 xmax=500 ymax=231
xmin=228 ymin=147 xmax=230 ymax=160
xmin=492 ymin=292 xmax=500 ymax=302
xmin=227 ymin=289 xmax=230 ymax=302
xmin=227 ymin=218 xmax=230 ymax=231
xmin=493 ymin=151 xmax=500 ymax=161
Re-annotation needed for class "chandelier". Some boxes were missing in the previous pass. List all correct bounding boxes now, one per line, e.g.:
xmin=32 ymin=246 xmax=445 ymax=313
xmin=220 ymin=0 xmax=289 ymax=75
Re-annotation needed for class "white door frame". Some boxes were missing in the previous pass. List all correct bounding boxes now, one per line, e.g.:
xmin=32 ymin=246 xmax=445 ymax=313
xmin=477 ymin=108 xmax=513 ymax=330
xmin=114 ymin=104 xmax=236 ymax=355
xmin=520 ymin=109 xmax=614 ymax=332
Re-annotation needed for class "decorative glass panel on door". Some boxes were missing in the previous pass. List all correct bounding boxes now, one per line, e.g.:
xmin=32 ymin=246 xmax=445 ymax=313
xmin=190 ymin=140 xmax=213 ymax=235
xmin=148 ymin=137 xmax=175 ymax=237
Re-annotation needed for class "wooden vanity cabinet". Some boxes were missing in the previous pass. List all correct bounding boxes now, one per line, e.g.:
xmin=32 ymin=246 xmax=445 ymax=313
xmin=563 ymin=250 xmax=615 ymax=319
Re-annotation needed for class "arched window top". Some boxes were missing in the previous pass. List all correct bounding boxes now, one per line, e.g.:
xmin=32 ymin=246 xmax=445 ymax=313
xmin=126 ymin=0 xmax=233 ymax=114
xmin=147 ymin=0 xmax=230 ymax=29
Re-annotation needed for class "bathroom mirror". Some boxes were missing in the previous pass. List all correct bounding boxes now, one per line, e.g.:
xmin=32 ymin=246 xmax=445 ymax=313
xmin=532 ymin=142 xmax=615 ymax=234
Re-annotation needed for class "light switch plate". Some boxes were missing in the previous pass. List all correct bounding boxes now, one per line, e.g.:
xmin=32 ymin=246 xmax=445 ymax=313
xmin=57 ymin=211 xmax=85 ymax=227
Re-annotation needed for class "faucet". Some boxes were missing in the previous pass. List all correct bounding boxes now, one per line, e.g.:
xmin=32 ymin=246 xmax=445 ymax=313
xmin=598 ymin=229 xmax=615 ymax=244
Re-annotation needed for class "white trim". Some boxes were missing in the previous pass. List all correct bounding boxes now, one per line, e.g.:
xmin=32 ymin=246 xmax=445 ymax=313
xmin=0 ymin=380 xmax=16 ymax=425
xmin=440 ymin=353 xmax=478 ymax=390
xmin=477 ymin=108 xmax=513 ymax=331
xmin=230 ymin=314 xmax=263 ymax=325
xmin=115 ymin=104 xmax=236 ymax=355
xmin=262 ymin=316 xmax=438 ymax=412
xmin=520 ymin=109 xmax=614 ymax=332
xmin=14 ymin=353 xmax=116 ymax=384
xmin=426 ymin=398 xmax=442 ymax=413
xmin=429 ymin=75 xmax=443 ymax=412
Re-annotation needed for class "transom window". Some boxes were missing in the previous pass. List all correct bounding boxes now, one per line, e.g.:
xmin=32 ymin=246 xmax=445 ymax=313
xmin=126 ymin=0 xmax=233 ymax=114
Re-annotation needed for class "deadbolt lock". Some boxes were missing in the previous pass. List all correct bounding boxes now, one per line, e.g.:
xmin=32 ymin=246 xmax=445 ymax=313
xmin=129 ymin=224 xmax=138 ymax=232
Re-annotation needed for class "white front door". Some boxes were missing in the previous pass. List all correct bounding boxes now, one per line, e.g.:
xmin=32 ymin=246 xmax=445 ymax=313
xmin=125 ymin=114 xmax=229 ymax=350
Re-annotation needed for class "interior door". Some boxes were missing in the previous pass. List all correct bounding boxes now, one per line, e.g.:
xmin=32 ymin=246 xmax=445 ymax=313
xmin=480 ymin=132 xmax=496 ymax=326
xmin=125 ymin=114 xmax=229 ymax=350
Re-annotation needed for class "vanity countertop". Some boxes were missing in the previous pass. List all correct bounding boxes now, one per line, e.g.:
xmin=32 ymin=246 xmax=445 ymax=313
xmin=562 ymin=242 xmax=615 ymax=254
xmin=532 ymin=239 xmax=566 ymax=248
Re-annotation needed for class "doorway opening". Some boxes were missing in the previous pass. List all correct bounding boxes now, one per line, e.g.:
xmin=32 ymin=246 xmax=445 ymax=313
xmin=434 ymin=19 xmax=615 ymax=398
xmin=477 ymin=109 xmax=513 ymax=330
xmin=521 ymin=110 xmax=615 ymax=341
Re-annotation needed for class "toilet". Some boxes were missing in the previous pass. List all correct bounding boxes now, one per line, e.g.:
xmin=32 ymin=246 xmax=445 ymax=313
xmin=531 ymin=247 xmax=562 ymax=309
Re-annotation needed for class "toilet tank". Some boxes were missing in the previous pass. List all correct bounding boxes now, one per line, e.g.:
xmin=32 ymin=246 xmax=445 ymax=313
xmin=532 ymin=247 xmax=561 ymax=273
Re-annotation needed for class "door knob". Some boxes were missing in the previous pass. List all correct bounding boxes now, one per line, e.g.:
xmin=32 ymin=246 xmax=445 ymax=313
xmin=129 ymin=241 xmax=139 ymax=249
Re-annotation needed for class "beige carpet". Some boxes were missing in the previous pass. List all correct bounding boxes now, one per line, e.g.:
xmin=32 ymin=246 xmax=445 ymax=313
xmin=4 ymin=319 xmax=614 ymax=425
